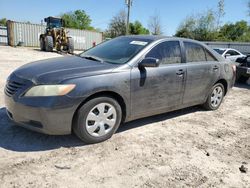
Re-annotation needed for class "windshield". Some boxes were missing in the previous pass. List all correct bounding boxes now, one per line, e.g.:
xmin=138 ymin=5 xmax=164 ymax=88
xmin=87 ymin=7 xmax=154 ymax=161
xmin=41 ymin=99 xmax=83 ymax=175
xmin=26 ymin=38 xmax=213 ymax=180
xmin=80 ymin=37 xmax=152 ymax=64
xmin=47 ymin=19 xmax=62 ymax=28
xmin=214 ymin=49 xmax=226 ymax=55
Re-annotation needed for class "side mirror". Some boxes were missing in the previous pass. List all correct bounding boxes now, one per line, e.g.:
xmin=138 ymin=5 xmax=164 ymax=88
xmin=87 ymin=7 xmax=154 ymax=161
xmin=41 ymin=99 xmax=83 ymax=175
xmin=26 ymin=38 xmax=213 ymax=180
xmin=225 ymin=54 xmax=231 ymax=58
xmin=138 ymin=57 xmax=160 ymax=69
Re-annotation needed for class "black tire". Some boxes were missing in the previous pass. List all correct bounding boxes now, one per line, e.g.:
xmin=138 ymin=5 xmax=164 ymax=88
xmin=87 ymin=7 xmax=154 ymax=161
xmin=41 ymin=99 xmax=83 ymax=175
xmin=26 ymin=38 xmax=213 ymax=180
xmin=237 ymin=76 xmax=249 ymax=83
xmin=73 ymin=96 xmax=122 ymax=144
xmin=40 ymin=37 xmax=45 ymax=51
xmin=45 ymin=36 xmax=53 ymax=52
xmin=67 ymin=37 xmax=74 ymax=54
xmin=203 ymin=83 xmax=225 ymax=111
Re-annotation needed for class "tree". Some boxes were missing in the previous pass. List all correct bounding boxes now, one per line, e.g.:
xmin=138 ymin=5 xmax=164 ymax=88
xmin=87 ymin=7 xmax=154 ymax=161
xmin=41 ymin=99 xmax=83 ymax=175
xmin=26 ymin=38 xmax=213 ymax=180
xmin=216 ymin=0 xmax=225 ymax=29
xmin=129 ymin=21 xmax=149 ymax=35
xmin=148 ymin=13 xmax=163 ymax=35
xmin=0 ymin=18 xmax=7 ymax=26
xmin=60 ymin=10 xmax=92 ymax=30
xmin=218 ymin=21 xmax=249 ymax=41
xmin=175 ymin=10 xmax=217 ymax=41
xmin=105 ymin=10 xmax=127 ymax=38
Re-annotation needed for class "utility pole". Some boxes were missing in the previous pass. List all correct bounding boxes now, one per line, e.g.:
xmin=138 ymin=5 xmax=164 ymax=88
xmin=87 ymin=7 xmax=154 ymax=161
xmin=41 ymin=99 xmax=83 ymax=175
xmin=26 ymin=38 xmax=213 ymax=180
xmin=125 ymin=0 xmax=132 ymax=35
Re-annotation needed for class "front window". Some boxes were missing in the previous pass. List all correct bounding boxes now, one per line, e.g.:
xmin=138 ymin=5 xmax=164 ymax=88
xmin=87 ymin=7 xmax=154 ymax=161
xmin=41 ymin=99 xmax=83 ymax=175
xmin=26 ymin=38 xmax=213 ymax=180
xmin=80 ymin=37 xmax=152 ymax=64
xmin=145 ymin=41 xmax=182 ymax=64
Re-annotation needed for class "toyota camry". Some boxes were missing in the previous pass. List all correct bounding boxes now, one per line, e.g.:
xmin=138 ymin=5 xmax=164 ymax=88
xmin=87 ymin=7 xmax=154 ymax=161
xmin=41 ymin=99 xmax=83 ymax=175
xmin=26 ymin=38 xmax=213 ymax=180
xmin=4 ymin=36 xmax=235 ymax=143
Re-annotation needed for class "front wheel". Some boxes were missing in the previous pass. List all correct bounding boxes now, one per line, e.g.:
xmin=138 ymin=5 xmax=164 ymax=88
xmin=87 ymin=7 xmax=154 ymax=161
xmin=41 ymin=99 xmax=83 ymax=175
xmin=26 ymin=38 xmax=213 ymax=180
xmin=73 ymin=97 xmax=122 ymax=144
xmin=203 ymin=83 xmax=225 ymax=110
xmin=45 ymin=36 xmax=53 ymax=52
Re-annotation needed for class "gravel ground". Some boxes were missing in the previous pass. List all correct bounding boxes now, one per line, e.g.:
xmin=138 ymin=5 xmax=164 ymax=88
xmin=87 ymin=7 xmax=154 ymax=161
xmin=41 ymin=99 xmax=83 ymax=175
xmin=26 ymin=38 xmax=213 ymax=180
xmin=0 ymin=46 xmax=249 ymax=188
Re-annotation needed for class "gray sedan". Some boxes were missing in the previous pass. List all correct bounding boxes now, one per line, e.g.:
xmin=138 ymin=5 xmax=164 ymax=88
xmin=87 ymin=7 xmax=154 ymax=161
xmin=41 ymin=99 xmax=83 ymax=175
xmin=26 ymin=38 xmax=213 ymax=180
xmin=5 ymin=36 xmax=235 ymax=143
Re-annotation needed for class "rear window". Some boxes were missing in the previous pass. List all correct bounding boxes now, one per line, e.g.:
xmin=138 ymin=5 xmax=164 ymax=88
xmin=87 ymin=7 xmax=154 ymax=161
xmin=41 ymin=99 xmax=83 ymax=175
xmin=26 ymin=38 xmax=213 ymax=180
xmin=184 ymin=42 xmax=206 ymax=62
xmin=205 ymin=49 xmax=217 ymax=61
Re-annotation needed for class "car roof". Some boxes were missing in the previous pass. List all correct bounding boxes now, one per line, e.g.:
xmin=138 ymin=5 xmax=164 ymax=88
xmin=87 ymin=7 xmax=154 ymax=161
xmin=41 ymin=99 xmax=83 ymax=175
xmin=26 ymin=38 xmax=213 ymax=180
xmin=213 ymin=48 xmax=238 ymax=51
xmin=121 ymin=35 xmax=224 ymax=62
xmin=121 ymin=35 xmax=205 ymax=43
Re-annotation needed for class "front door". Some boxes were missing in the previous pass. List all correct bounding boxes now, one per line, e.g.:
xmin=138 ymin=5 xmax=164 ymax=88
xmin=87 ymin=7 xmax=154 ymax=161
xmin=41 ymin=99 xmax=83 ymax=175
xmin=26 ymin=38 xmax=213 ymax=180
xmin=130 ymin=40 xmax=186 ymax=119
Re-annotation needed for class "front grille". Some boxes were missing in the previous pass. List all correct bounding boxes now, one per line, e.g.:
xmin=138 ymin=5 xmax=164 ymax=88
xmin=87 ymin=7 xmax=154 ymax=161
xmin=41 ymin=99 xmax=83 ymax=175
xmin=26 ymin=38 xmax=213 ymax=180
xmin=5 ymin=81 xmax=25 ymax=97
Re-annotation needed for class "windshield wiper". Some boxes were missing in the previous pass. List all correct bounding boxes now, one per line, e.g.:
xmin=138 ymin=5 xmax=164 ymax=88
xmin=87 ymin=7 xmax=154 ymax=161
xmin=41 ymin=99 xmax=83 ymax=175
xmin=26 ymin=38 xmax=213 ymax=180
xmin=81 ymin=55 xmax=104 ymax=63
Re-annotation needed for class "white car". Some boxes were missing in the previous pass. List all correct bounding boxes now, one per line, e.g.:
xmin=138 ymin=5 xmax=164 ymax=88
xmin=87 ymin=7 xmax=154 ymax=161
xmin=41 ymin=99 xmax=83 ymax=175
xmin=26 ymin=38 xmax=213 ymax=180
xmin=213 ymin=48 xmax=246 ymax=62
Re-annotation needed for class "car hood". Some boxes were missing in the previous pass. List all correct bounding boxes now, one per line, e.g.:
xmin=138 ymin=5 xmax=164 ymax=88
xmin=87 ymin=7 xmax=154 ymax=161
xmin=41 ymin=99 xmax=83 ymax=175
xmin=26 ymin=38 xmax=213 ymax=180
xmin=14 ymin=56 xmax=117 ymax=84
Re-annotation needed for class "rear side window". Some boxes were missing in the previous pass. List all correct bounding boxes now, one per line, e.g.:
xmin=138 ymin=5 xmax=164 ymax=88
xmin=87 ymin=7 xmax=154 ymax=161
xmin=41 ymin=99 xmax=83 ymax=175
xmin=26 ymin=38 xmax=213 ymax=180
xmin=146 ymin=41 xmax=182 ymax=64
xmin=184 ymin=42 xmax=206 ymax=62
xmin=227 ymin=50 xmax=240 ymax=56
xmin=205 ymin=49 xmax=217 ymax=61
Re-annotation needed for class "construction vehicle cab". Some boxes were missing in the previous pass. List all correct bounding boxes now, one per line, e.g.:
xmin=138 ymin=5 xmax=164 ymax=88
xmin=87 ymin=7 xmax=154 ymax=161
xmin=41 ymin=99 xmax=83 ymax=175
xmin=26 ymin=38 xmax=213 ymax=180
xmin=45 ymin=17 xmax=64 ymax=29
xmin=39 ymin=16 xmax=74 ymax=53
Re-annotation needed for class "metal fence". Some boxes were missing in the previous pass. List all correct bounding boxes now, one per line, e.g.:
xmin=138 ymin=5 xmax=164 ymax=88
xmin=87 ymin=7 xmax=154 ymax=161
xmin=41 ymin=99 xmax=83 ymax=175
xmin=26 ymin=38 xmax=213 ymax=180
xmin=0 ymin=26 xmax=8 ymax=45
xmin=7 ymin=21 xmax=103 ymax=50
xmin=205 ymin=41 xmax=250 ymax=55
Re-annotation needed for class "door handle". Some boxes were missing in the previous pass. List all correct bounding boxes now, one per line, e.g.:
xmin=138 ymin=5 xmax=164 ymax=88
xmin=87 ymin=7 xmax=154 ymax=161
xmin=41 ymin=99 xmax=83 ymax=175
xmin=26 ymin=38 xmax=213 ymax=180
xmin=176 ymin=69 xmax=184 ymax=75
xmin=213 ymin=65 xmax=219 ymax=71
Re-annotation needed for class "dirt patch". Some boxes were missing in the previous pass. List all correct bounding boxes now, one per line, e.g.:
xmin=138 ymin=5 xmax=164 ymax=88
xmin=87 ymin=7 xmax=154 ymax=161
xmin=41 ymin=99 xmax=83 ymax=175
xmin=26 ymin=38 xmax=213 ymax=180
xmin=0 ymin=46 xmax=249 ymax=187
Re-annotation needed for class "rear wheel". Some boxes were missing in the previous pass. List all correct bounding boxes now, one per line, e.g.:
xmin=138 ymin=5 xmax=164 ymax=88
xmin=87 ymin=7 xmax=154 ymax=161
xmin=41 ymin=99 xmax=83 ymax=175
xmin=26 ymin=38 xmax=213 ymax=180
xmin=40 ymin=37 xmax=45 ymax=51
xmin=67 ymin=37 xmax=74 ymax=54
xmin=73 ymin=96 xmax=122 ymax=144
xmin=203 ymin=83 xmax=225 ymax=110
xmin=45 ymin=36 xmax=53 ymax=52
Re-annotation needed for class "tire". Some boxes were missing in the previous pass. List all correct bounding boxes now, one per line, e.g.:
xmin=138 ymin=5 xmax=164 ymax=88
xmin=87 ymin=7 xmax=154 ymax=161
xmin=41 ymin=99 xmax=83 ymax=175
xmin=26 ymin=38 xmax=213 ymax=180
xmin=73 ymin=96 xmax=122 ymax=144
xmin=40 ymin=37 xmax=45 ymax=51
xmin=45 ymin=36 xmax=53 ymax=52
xmin=237 ymin=76 xmax=249 ymax=83
xmin=67 ymin=37 xmax=74 ymax=54
xmin=203 ymin=83 xmax=225 ymax=110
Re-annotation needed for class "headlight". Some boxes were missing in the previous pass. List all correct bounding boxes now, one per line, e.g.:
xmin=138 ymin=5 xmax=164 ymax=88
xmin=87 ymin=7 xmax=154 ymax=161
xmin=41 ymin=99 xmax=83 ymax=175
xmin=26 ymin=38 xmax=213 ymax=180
xmin=24 ymin=84 xmax=76 ymax=97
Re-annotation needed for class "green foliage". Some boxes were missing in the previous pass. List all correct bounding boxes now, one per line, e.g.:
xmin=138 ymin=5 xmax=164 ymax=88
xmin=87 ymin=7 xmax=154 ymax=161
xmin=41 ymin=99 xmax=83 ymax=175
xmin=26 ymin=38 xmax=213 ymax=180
xmin=60 ymin=10 xmax=92 ymax=30
xmin=218 ymin=21 xmax=249 ymax=41
xmin=129 ymin=21 xmax=149 ymax=35
xmin=175 ymin=8 xmax=250 ymax=42
xmin=175 ymin=10 xmax=216 ymax=41
xmin=0 ymin=18 xmax=7 ymax=26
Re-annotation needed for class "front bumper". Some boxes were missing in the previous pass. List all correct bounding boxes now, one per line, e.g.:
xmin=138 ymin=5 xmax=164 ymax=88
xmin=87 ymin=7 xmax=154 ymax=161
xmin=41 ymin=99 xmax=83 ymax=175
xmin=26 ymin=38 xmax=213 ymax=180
xmin=4 ymin=94 xmax=81 ymax=135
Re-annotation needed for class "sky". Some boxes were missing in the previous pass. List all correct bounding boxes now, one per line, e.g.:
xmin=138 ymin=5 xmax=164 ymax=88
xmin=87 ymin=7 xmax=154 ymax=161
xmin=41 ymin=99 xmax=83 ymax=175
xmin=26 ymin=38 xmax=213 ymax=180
xmin=0 ymin=0 xmax=249 ymax=35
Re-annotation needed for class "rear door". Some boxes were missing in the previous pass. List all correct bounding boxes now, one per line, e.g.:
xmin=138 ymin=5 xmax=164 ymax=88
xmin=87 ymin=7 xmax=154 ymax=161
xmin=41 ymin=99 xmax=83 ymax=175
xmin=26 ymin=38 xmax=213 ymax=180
xmin=182 ymin=41 xmax=220 ymax=105
xmin=130 ymin=40 xmax=186 ymax=119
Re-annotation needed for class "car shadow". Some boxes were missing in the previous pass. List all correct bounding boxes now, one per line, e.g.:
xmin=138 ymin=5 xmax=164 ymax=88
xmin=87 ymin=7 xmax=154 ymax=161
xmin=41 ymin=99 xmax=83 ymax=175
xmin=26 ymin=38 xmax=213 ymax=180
xmin=0 ymin=106 xmax=202 ymax=152
xmin=33 ymin=48 xmax=72 ymax=56
xmin=118 ymin=106 xmax=201 ymax=133
xmin=234 ymin=82 xmax=250 ymax=89
xmin=0 ymin=107 xmax=84 ymax=152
